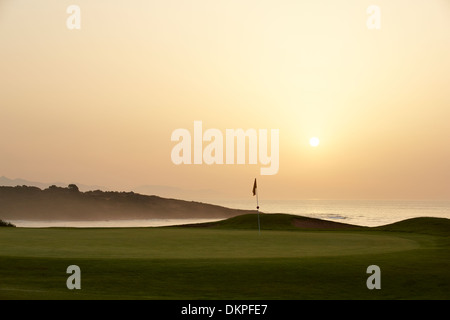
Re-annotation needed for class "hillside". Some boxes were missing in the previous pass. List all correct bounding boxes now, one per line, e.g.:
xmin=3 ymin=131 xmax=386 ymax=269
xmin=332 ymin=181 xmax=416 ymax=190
xmin=0 ymin=176 xmax=106 ymax=192
xmin=374 ymin=217 xmax=450 ymax=236
xmin=176 ymin=214 xmax=450 ymax=234
xmin=176 ymin=213 xmax=363 ymax=230
xmin=0 ymin=185 xmax=253 ymax=221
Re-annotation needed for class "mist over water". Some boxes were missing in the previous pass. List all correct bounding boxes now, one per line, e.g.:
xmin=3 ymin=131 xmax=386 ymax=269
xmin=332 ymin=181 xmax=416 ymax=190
xmin=9 ymin=200 xmax=450 ymax=228
xmin=9 ymin=218 xmax=222 ymax=228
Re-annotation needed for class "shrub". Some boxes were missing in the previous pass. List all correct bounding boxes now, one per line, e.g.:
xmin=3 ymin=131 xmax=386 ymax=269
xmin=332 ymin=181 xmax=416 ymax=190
xmin=0 ymin=219 xmax=16 ymax=227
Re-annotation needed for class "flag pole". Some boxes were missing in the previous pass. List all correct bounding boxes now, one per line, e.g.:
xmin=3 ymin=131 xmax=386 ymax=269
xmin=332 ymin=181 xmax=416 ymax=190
xmin=256 ymin=187 xmax=260 ymax=235
xmin=253 ymin=178 xmax=260 ymax=234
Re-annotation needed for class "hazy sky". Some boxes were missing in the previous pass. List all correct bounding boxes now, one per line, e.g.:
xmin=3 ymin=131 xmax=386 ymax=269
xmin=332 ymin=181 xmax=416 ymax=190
xmin=1 ymin=0 xmax=449 ymax=200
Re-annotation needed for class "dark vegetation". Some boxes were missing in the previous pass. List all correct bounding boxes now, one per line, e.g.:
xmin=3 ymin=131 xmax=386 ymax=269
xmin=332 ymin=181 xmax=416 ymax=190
xmin=0 ymin=185 xmax=253 ymax=221
xmin=0 ymin=219 xmax=15 ymax=227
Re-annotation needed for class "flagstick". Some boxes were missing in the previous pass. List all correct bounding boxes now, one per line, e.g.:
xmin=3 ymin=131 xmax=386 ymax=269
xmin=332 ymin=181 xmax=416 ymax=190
xmin=256 ymin=188 xmax=260 ymax=235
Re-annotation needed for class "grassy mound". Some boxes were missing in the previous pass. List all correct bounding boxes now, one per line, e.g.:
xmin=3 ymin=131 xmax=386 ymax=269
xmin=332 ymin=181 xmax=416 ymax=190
xmin=180 ymin=214 xmax=450 ymax=236
xmin=375 ymin=217 xmax=450 ymax=237
xmin=178 ymin=213 xmax=362 ymax=230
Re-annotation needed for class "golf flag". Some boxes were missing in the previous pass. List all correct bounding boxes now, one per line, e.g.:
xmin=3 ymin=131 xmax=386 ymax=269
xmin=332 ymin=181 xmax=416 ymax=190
xmin=252 ymin=178 xmax=260 ymax=233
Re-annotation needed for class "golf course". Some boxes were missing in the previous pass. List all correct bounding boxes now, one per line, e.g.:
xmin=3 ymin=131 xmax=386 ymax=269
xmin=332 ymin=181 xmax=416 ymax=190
xmin=0 ymin=214 xmax=449 ymax=300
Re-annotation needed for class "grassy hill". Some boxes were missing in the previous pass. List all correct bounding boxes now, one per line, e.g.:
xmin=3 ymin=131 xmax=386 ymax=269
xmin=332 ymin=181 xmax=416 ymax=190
xmin=177 ymin=213 xmax=363 ymax=230
xmin=374 ymin=217 xmax=450 ymax=237
xmin=0 ymin=185 xmax=252 ymax=221
xmin=180 ymin=214 xmax=450 ymax=235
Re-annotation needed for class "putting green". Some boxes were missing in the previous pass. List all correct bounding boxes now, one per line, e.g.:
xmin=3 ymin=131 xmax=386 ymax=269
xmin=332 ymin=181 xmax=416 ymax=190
xmin=0 ymin=228 xmax=421 ymax=259
xmin=0 ymin=223 xmax=449 ymax=300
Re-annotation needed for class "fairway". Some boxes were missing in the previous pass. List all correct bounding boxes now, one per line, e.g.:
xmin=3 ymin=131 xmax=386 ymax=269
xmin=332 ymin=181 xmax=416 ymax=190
xmin=0 ymin=228 xmax=419 ymax=259
xmin=0 ymin=219 xmax=449 ymax=300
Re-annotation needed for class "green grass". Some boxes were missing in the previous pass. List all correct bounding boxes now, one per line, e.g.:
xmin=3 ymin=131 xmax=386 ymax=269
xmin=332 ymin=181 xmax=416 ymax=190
xmin=0 ymin=215 xmax=449 ymax=300
xmin=178 ymin=213 xmax=363 ymax=230
xmin=375 ymin=217 xmax=450 ymax=237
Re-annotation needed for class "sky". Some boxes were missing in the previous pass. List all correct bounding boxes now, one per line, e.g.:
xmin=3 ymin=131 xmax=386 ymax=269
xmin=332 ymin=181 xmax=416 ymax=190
xmin=0 ymin=0 xmax=449 ymax=200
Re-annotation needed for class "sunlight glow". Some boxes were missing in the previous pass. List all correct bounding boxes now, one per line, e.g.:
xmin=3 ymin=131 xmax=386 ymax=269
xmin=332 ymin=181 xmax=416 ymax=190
xmin=310 ymin=137 xmax=320 ymax=147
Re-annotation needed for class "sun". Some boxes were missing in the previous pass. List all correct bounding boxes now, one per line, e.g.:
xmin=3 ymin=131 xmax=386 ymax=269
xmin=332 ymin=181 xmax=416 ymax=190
xmin=309 ymin=137 xmax=320 ymax=147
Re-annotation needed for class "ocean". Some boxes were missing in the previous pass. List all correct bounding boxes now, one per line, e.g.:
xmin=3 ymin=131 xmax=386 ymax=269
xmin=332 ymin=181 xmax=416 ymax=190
xmin=8 ymin=199 xmax=450 ymax=228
